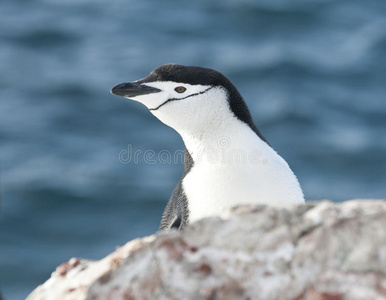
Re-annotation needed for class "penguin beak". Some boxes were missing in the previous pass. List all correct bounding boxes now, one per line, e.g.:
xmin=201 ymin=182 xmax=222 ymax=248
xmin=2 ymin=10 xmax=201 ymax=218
xmin=110 ymin=82 xmax=161 ymax=98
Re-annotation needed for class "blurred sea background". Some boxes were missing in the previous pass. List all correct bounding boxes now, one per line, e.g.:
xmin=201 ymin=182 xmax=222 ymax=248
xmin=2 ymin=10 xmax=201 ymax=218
xmin=1 ymin=0 xmax=386 ymax=298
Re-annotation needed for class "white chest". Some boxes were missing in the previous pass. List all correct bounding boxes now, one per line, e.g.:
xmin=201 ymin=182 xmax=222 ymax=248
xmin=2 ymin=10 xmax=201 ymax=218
xmin=181 ymin=130 xmax=304 ymax=223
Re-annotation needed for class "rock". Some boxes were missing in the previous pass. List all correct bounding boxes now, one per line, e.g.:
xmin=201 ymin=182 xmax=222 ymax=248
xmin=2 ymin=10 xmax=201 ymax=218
xmin=27 ymin=200 xmax=386 ymax=300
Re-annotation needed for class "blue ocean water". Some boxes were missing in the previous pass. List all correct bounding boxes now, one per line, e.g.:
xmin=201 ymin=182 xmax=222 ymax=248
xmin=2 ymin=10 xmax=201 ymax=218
xmin=1 ymin=0 xmax=386 ymax=298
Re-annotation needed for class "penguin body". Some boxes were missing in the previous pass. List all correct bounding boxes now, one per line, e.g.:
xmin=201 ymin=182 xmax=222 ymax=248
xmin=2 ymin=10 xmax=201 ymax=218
xmin=111 ymin=64 xmax=304 ymax=231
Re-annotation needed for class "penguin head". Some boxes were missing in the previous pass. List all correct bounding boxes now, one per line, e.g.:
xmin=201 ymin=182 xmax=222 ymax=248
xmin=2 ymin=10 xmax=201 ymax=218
xmin=111 ymin=64 xmax=262 ymax=139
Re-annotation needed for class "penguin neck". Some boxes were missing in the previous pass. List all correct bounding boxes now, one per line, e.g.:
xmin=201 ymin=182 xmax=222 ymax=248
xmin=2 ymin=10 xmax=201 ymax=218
xmin=179 ymin=118 xmax=269 ymax=165
xmin=151 ymin=86 xmax=270 ymax=164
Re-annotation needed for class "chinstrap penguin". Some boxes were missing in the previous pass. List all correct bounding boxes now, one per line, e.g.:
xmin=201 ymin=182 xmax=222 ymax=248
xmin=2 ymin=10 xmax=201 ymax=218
xmin=111 ymin=64 xmax=304 ymax=231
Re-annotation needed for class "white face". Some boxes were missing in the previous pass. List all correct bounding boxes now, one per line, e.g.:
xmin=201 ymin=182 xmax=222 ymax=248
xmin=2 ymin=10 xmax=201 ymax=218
xmin=124 ymin=81 xmax=233 ymax=138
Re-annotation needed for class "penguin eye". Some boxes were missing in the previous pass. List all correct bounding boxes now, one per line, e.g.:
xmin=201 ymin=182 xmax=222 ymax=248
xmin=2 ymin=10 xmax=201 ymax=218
xmin=175 ymin=86 xmax=186 ymax=93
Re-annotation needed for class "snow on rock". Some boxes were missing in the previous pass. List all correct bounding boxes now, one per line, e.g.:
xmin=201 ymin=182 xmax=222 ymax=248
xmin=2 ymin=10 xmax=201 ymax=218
xmin=27 ymin=200 xmax=386 ymax=300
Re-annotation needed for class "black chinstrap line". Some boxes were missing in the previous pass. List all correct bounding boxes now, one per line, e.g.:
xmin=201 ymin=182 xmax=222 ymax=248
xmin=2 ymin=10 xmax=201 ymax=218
xmin=149 ymin=87 xmax=213 ymax=111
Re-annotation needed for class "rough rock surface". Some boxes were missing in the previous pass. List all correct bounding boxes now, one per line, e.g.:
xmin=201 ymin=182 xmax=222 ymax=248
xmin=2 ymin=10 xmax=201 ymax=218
xmin=27 ymin=200 xmax=386 ymax=300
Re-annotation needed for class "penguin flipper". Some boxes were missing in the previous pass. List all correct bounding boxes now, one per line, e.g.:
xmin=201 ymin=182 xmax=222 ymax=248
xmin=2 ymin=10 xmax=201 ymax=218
xmin=159 ymin=180 xmax=189 ymax=232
